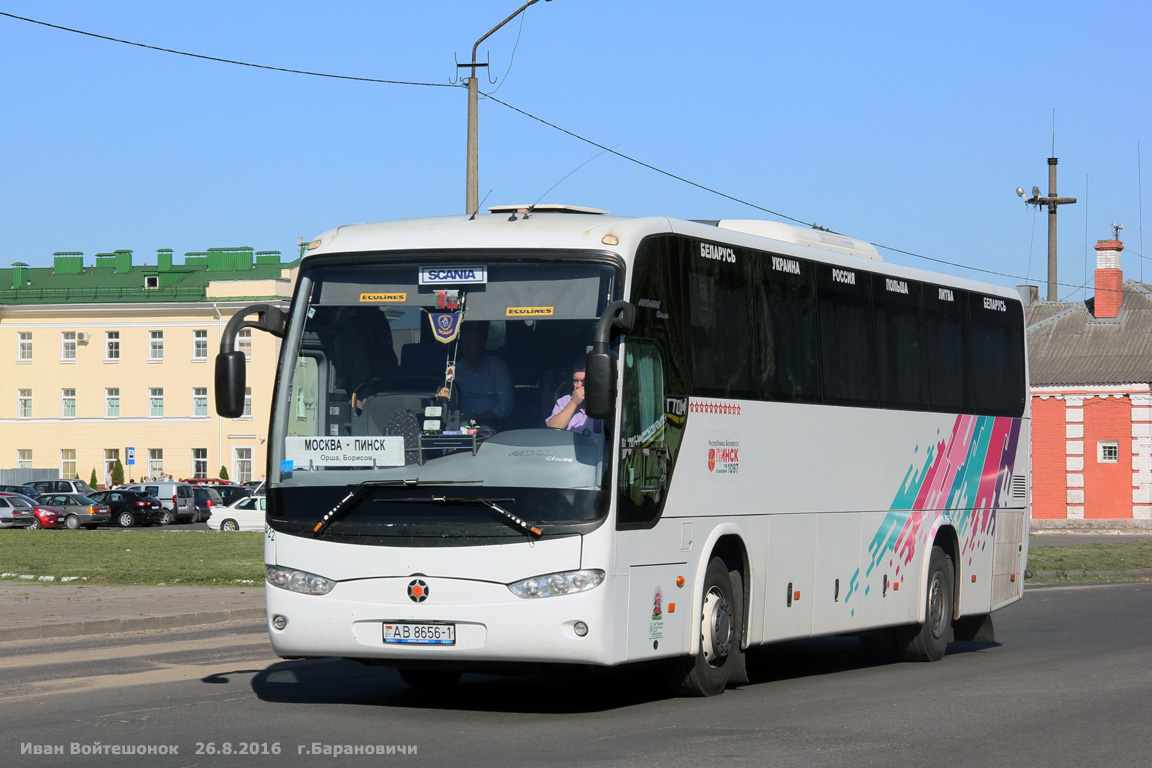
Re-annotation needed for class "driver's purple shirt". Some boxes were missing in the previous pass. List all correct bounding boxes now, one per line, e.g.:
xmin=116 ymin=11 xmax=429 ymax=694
xmin=548 ymin=395 xmax=600 ymax=433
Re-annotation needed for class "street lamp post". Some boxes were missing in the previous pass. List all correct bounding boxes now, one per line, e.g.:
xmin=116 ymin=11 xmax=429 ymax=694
xmin=461 ymin=0 xmax=550 ymax=216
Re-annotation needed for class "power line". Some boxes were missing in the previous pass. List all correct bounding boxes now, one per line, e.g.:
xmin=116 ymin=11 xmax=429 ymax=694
xmin=0 ymin=11 xmax=454 ymax=88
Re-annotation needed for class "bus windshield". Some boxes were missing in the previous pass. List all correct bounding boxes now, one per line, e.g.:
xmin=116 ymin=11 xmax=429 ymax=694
xmin=269 ymin=254 xmax=620 ymax=534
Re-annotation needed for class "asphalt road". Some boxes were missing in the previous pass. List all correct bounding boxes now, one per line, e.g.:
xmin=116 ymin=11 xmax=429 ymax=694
xmin=4 ymin=581 xmax=1151 ymax=768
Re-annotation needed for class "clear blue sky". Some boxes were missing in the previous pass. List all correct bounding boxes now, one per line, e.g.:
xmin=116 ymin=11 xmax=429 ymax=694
xmin=2 ymin=1 xmax=1149 ymax=300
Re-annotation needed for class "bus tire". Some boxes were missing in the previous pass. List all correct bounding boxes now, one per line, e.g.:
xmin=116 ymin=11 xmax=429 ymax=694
xmin=665 ymin=556 xmax=740 ymax=696
xmin=897 ymin=546 xmax=954 ymax=662
xmin=398 ymin=668 xmax=461 ymax=691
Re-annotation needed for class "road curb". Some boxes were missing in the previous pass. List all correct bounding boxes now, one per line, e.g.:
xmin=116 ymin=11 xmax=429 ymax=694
xmin=0 ymin=607 xmax=267 ymax=642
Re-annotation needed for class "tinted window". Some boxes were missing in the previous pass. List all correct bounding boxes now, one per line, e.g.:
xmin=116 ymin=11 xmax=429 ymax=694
xmin=873 ymin=274 xmax=927 ymax=409
xmin=756 ymin=253 xmax=819 ymax=402
xmin=817 ymin=265 xmax=876 ymax=406
xmin=924 ymin=285 xmax=973 ymax=412
xmin=686 ymin=241 xmax=755 ymax=398
xmin=970 ymin=293 xmax=1026 ymax=416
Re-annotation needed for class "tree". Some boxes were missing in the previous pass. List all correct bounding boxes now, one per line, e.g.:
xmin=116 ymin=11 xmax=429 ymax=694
xmin=219 ymin=465 xmax=230 ymax=481
xmin=112 ymin=459 xmax=125 ymax=486
xmin=90 ymin=468 xmax=99 ymax=489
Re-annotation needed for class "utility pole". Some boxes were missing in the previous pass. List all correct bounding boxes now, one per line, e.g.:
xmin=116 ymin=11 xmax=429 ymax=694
xmin=460 ymin=0 xmax=551 ymax=217
xmin=1018 ymin=157 xmax=1078 ymax=301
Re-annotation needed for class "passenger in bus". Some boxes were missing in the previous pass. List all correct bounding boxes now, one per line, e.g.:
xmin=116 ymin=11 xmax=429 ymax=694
xmin=546 ymin=362 xmax=599 ymax=433
xmin=454 ymin=323 xmax=514 ymax=426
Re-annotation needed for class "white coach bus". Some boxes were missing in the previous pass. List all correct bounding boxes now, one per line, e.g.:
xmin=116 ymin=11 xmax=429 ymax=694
xmin=216 ymin=205 xmax=1029 ymax=695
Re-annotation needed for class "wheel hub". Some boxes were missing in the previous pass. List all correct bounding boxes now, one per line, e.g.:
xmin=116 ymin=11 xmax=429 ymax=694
xmin=701 ymin=587 xmax=733 ymax=666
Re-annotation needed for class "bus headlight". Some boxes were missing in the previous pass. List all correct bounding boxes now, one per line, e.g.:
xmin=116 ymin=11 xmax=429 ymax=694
xmin=507 ymin=569 xmax=604 ymax=599
xmin=266 ymin=565 xmax=336 ymax=595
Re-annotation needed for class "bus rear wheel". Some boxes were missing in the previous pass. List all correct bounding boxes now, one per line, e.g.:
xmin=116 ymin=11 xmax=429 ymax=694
xmin=665 ymin=556 xmax=742 ymax=697
xmin=896 ymin=546 xmax=954 ymax=662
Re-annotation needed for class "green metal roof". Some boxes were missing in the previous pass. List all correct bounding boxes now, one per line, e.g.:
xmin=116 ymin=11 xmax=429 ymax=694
xmin=0 ymin=249 xmax=298 ymax=305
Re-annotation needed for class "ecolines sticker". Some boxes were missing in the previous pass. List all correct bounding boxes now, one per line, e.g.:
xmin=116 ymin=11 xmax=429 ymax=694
xmin=359 ymin=292 xmax=406 ymax=302
xmin=705 ymin=430 xmax=741 ymax=482
xmin=506 ymin=306 xmax=554 ymax=317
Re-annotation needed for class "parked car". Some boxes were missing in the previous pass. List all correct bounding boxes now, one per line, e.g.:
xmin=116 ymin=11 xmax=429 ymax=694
xmin=213 ymin=484 xmax=251 ymax=507
xmin=27 ymin=479 xmax=97 ymax=496
xmin=7 ymin=493 xmax=63 ymax=529
xmin=0 ymin=492 xmax=38 ymax=528
xmin=118 ymin=482 xmax=196 ymax=524
xmin=34 ymin=493 xmax=112 ymax=530
xmin=87 ymin=490 xmax=165 ymax=528
xmin=0 ymin=484 xmax=41 ymax=499
xmin=214 ymin=495 xmax=266 ymax=532
xmin=192 ymin=486 xmax=224 ymax=524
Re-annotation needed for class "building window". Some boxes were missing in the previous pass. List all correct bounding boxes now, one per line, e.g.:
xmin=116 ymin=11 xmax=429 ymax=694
xmin=18 ymin=449 xmax=32 ymax=469
xmin=61 ymin=388 xmax=76 ymax=418
xmin=148 ymin=449 xmax=164 ymax=478
xmin=192 ymin=448 xmax=208 ymax=479
xmin=61 ymin=449 xmax=77 ymax=480
xmin=149 ymin=388 xmax=164 ymax=417
xmin=193 ymin=329 xmax=208 ymax=361
xmin=243 ymin=387 xmax=252 ymax=418
xmin=149 ymin=331 xmax=164 ymax=361
xmin=18 ymin=332 xmax=32 ymax=361
xmin=104 ymin=449 xmax=119 ymax=483
xmin=1099 ymin=440 xmax=1120 ymax=464
xmin=238 ymin=329 xmax=252 ymax=361
xmin=193 ymin=387 xmax=208 ymax=417
xmin=105 ymin=388 xmax=120 ymax=417
xmin=106 ymin=331 xmax=120 ymax=361
xmin=17 ymin=389 xmax=32 ymax=418
xmin=61 ymin=331 xmax=77 ymax=361
xmin=235 ymin=447 xmax=253 ymax=484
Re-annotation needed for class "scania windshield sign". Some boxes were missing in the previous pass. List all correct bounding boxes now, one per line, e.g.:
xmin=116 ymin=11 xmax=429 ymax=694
xmin=419 ymin=266 xmax=487 ymax=285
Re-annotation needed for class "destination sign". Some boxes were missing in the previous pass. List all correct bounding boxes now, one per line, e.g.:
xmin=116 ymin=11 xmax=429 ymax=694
xmin=284 ymin=436 xmax=405 ymax=468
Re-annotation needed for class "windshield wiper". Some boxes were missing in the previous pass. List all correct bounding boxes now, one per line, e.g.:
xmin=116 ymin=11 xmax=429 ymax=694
xmin=312 ymin=479 xmax=481 ymax=536
xmin=377 ymin=496 xmax=543 ymax=539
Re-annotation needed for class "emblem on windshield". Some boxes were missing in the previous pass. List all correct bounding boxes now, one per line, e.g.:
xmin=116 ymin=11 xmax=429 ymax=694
xmin=408 ymin=579 xmax=429 ymax=603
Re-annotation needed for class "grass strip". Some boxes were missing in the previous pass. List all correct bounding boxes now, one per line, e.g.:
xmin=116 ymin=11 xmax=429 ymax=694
xmin=0 ymin=529 xmax=263 ymax=586
xmin=1026 ymin=540 xmax=1152 ymax=583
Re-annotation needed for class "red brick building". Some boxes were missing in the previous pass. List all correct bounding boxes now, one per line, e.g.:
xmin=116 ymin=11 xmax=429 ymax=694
xmin=1026 ymin=236 xmax=1152 ymax=523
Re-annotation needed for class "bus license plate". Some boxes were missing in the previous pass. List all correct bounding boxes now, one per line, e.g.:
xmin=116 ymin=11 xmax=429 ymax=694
xmin=383 ymin=622 xmax=455 ymax=645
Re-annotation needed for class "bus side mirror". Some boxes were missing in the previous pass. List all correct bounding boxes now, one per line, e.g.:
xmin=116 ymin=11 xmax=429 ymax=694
xmin=213 ymin=303 xmax=287 ymax=419
xmin=584 ymin=300 xmax=635 ymax=420
xmin=215 ymin=351 xmax=247 ymax=418
xmin=584 ymin=351 xmax=616 ymax=419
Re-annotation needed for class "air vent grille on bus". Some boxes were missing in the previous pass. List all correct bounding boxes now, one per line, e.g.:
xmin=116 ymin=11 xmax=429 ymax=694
xmin=1010 ymin=475 xmax=1028 ymax=501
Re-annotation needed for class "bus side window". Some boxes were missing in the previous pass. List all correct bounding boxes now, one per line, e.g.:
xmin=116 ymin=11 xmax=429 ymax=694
xmin=618 ymin=341 xmax=671 ymax=528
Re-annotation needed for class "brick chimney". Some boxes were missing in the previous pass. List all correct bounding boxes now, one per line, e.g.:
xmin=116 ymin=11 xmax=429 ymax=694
xmin=1093 ymin=236 xmax=1124 ymax=318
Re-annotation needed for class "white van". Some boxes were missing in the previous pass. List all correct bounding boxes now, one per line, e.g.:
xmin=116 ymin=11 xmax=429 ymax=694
xmin=121 ymin=482 xmax=196 ymax=524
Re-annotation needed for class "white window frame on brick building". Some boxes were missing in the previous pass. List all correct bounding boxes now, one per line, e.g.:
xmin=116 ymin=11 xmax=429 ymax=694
xmin=18 ymin=331 xmax=32 ymax=361
xmin=1098 ymin=440 xmax=1119 ymax=464
xmin=193 ymin=329 xmax=208 ymax=361
xmin=61 ymin=331 xmax=77 ymax=361
xmin=149 ymin=330 xmax=164 ymax=361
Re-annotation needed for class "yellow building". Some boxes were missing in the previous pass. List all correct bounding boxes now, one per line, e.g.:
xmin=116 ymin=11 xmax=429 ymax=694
xmin=1 ymin=248 xmax=297 ymax=485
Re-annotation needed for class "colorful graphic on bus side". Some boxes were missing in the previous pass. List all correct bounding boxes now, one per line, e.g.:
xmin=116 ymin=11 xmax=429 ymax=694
xmin=845 ymin=415 xmax=1022 ymax=608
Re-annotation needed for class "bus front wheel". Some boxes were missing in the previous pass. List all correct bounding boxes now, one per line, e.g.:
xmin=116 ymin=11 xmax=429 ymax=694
xmin=665 ymin=556 xmax=742 ymax=696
